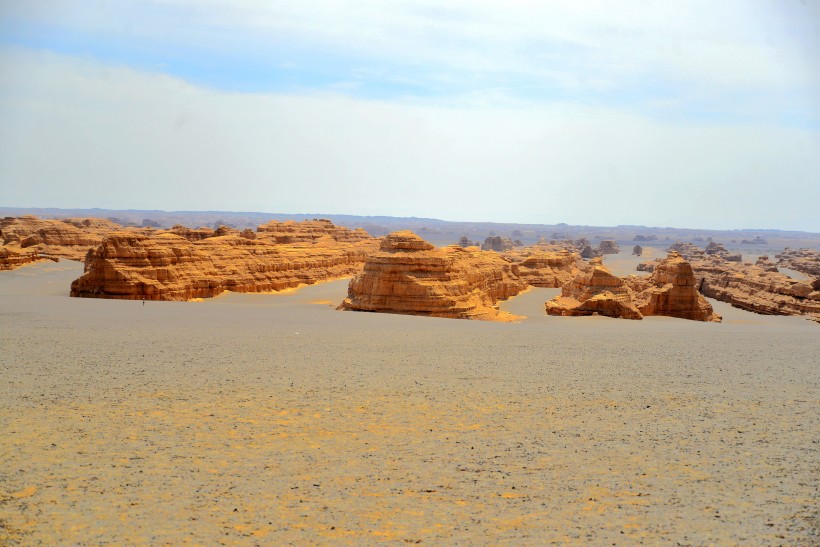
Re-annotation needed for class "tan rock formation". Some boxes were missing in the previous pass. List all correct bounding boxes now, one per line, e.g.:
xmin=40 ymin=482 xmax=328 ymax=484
xmin=339 ymin=231 xmax=527 ymax=321
xmin=695 ymin=258 xmax=819 ymax=321
xmin=1 ymin=216 xmax=124 ymax=269
xmin=515 ymin=250 xmax=588 ymax=288
xmin=776 ymin=248 xmax=820 ymax=278
xmin=545 ymin=259 xmax=643 ymax=319
xmin=598 ymin=240 xmax=620 ymax=254
xmin=632 ymin=245 xmax=643 ymax=256
xmin=625 ymin=252 xmax=720 ymax=322
xmin=481 ymin=236 xmax=515 ymax=252
xmin=70 ymin=220 xmax=379 ymax=301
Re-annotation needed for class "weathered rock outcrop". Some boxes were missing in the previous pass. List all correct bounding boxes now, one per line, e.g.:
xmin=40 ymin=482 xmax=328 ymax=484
xmin=625 ymin=252 xmax=720 ymax=322
xmin=1 ymin=216 xmax=124 ymax=269
xmin=704 ymin=242 xmax=741 ymax=262
xmin=547 ymin=254 xmax=719 ymax=321
xmin=695 ymin=258 xmax=819 ymax=321
xmin=545 ymin=259 xmax=643 ymax=319
xmin=641 ymin=244 xmax=820 ymax=322
xmin=776 ymin=248 xmax=820 ymax=278
xmin=632 ymin=245 xmax=643 ymax=256
xmin=70 ymin=220 xmax=379 ymax=300
xmin=339 ymin=232 xmax=527 ymax=321
xmin=481 ymin=236 xmax=515 ymax=252
xmin=514 ymin=251 xmax=588 ymax=288
xmin=598 ymin=240 xmax=620 ymax=255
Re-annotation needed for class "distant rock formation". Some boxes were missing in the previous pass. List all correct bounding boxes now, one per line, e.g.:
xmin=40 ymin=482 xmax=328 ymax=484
xmin=580 ymin=245 xmax=600 ymax=259
xmin=754 ymin=255 xmax=779 ymax=273
xmin=636 ymin=261 xmax=655 ymax=273
xmin=457 ymin=236 xmax=480 ymax=248
xmin=776 ymin=248 xmax=820 ymax=278
xmin=740 ymin=236 xmax=767 ymax=245
xmin=481 ymin=236 xmax=515 ymax=252
xmin=625 ymin=252 xmax=720 ymax=322
xmin=545 ymin=259 xmax=643 ymax=319
xmin=633 ymin=234 xmax=658 ymax=242
xmin=514 ymin=250 xmax=588 ymax=288
xmin=704 ymin=242 xmax=741 ymax=262
xmin=696 ymin=259 xmax=818 ymax=321
xmin=632 ymin=245 xmax=643 ymax=256
xmin=642 ymin=243 xmax=820 ymax=322
xmin=339 ymin=231 xmax=527 ymax=321
xmin=1 ymin=216 xmax=124 ymax=270
xmin=547 ymin=253 xmax=720 ymax=322
xmin=598 ymin=240 xmax=620 ymax=255
xmin=70 ymin=220 xmax=379 ymax=301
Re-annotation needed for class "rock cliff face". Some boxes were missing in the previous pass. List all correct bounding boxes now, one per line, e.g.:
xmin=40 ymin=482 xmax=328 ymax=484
xmin=776 ymin=248 xmax=820 ymax=278
xmin=640 ymin=243 xmax=820 ymax=322
xmin=70 ymin=220 xmax=379 ymax=301
xmin=514 ymin=251 xmax=588 ymax=288
xmin=339 ymin=231 xmax=527 ymax=321
xmin=1 ymin=216 xmax=124 ymax=270
xmin=625 ymin=252 xmax=720 ymax=322
xmin=695 ymin=259 xmax=819 ymax=321
xmin=545 ymin=259 xmax=643 ymax=319
xmin=547 ymin=254 xmax=719 ymax=321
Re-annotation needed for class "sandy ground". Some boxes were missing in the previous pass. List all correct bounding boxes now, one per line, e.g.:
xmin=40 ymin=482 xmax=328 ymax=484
xmin=1 ymin=260 xmax=818 ymax=545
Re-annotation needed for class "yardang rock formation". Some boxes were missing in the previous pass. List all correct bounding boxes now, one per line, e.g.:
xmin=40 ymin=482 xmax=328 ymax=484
xmin=339 ymin=231 xmax=528 ymax=321
xmin=70 ymin=220 xmax=379 ymax=300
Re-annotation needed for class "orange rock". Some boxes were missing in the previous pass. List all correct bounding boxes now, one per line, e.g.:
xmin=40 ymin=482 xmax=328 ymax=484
xmin=339 ymin=231 xmax=527 ymax=321
xmin=625 ymin=252 xmax=720 ymax=322
xmin=515 ymin=250 xmax=588 ymax=288
xmin=70 ymin=220 xmax=379 ymax=300
xmin=1 ymin=216 xmax=124 ymax=269
xmin=545 ymin=259 xmax=643 ymax=319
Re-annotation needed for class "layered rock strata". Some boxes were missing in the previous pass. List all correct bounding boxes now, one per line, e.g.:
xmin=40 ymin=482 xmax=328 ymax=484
xmin=513 ymin=250 xmax=588 ymax=288
xmin=640 ymin=243 xmax=819 ymax=322
xmin=776 ymin=248 xmax=820 ymax=278
xmin=339 ymin=232 xmax=527 ymax=321
xmin=625 ymin=252 xmax=720 ymax=322
xmin=546 ymin=259 xmax=642 ymax=319
xmin=547 ymin=253 xmax=720 ymax=321
xmin=70 ymin=220 xmax=379 ymax=301
xmin=1 ymin=216 xmax=124 ymax=270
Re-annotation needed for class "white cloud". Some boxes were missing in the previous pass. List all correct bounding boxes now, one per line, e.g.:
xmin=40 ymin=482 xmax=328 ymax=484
xmin=1 ymin=48 xmax=818 ymax=230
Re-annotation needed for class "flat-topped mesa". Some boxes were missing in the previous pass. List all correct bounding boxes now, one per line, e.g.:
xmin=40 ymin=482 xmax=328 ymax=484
xmin=70 ymin=220 xmax=379 ymax=301
xmin=339 ymin=231 xmax=527 ymax=321
xmin=625 ymin=252 xmax=720 ymax=322
xmin=545 ymin=259 xmax=643 ymax=319
xmin=0 ymin=216 xmax=125 ymax=270
xmin=257 ymin=219 xmax=372 ymax=244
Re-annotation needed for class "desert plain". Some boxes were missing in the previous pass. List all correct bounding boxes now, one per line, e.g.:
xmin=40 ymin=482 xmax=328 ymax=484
xmin=1 ymin=256 xmax=818 ymax=544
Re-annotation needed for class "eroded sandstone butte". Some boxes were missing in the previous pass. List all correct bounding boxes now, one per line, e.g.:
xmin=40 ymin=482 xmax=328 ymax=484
xmin=511 ymin=250 xmax=589 ymax=288
xmin=339 ymin=231 xmax=528 ymax=321
xmin=1 ymin=216 xmax=124 ymax=270
xmin=70 ymin=220 xmax=379 ymax=300
xmin=645 ymin=242 xmax=819 ymax=322
xmin=546 ymin=253 xmax=720 ymax=321
xmin=625 ymin=252 xmax=720 ymax=322
xmin=545 ymin=258 xmax=643 ymax=319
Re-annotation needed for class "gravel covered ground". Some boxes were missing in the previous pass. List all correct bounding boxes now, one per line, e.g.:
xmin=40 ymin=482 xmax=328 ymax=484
xmin=1 ymin=261 xmax=818 ymax=544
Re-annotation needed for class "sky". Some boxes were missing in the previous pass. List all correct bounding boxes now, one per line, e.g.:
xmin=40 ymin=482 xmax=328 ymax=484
xmin=0 ymin=1 xmax=818 ymax=230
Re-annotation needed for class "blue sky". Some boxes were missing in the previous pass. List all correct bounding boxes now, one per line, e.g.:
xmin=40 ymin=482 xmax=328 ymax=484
xmin=1 ymin=1 xmax=819 ymax=230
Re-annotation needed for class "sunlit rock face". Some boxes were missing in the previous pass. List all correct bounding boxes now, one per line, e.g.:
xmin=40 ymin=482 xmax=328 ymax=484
xmin=339 ymin=231 xmax=527 ymax=321
xmin=70 ymin=220 xmax=379 ymax=301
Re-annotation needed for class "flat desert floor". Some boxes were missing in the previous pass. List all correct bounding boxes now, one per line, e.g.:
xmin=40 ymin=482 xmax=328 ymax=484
xmin=1 ymin=260 xmax=818 ymax=544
